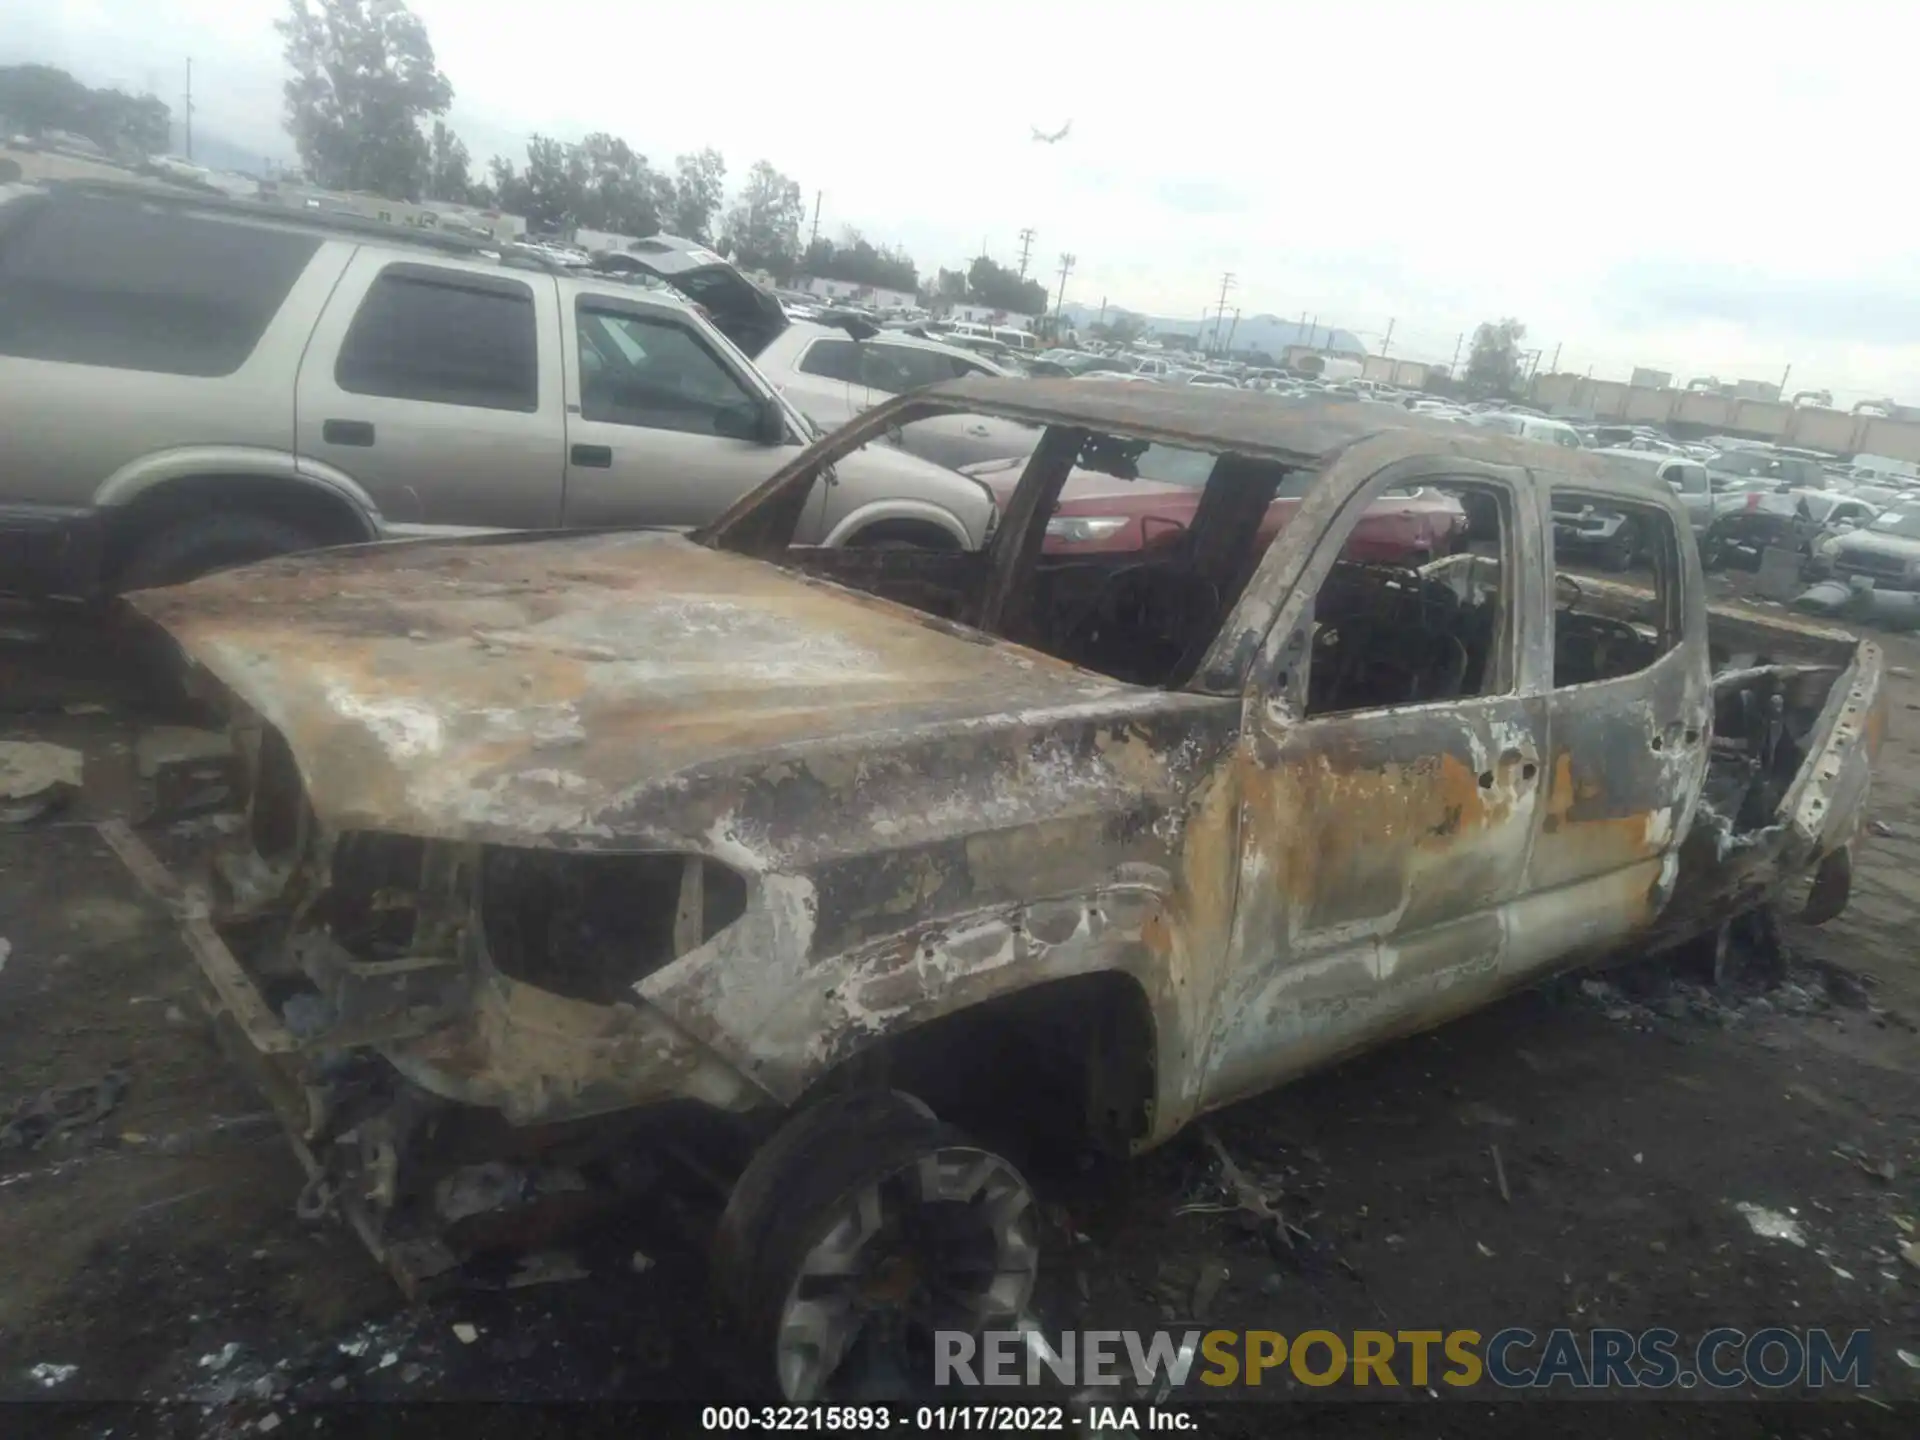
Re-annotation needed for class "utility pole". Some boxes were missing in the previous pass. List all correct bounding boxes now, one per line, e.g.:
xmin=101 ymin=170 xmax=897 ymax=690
xmin=1548 ymin=341 xmax=1562 ymax=374
xmin=1223 ymin=308 xmax=1241 ymax=355
xmin=807 ymin=191 xmax=822 ymax=250
xmin=1097 ymin=296 xmax=1107 ymax=326
xmin=1306 ymin=315 xmax=1318 ymax=349
xmin=1016 ymin=227 xmax=1036 ymax=280
xmin=183 ymin=57 xmax=194 ymax=161
xmin=1053 ymin=253 xmax=1076 ymax=322
xmin=1450 ymin=331 xmax=1464 ymax=376
xmin=1778 ymin=363 xmax=1792 ymax=400
xmin=1211 ymin=272 xmax=1236 ymax=354
xmin=1379 ymin=318 xmax=1395 ymax=358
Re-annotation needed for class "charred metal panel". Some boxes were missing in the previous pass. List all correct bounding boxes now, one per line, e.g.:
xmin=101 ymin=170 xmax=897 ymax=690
xmin=1203 ymin=691 xmax=1547 ymax=1113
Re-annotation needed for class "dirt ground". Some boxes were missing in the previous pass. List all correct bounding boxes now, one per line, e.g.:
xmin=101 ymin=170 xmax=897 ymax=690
xmin=2 ymin=575 xmax=1919 ymax=1435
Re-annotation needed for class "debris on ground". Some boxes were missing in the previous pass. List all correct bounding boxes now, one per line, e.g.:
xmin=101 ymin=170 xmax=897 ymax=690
xmin=1183 ymin=1125 xmax=1300 ymax=1254
xmin=452 ymin=1323 xmax=479 ymax=1345
xmin=28 ymin=1362 xmax=78 ymax=1388
xmin=1902 ymin=1242 xmax=1920 ymax=1271
xmin=1833 ymin=1142 xmax=1897 ymax=1183
xmin=503 ymin=1251 xmax=590 ymax=1289
xmin=1489 ymin=1143 xmax=1512 ymax=1203
xmin=1735 ymin=1202 xmax=1808 ymax=1247
xmin=1189 ymin=1260 xmax=1228 ymax=1319
xmin=0 ymin=740 xmax=82 ymax=824
xmin=199 ymin=1342 xmax=243 ymax=1372
xmin=0 ymin=1066 xmax=130 ymax=1153
xmin=0 ymin=936 xmax=9 ymax=976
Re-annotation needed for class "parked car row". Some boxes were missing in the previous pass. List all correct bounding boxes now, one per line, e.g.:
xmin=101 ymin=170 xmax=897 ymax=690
xmin=0 ymin=182 xmax=1007 ymax=595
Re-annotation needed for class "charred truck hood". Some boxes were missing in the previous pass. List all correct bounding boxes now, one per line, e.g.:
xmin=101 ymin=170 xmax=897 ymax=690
xmin=127 ymin=530 xmax=1231 ymax=867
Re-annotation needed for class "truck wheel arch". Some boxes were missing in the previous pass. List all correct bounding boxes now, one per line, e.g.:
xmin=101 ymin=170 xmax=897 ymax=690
xmin=795 ymin=968 xmax=1160 ymax=1166
xmin=823 ymin=500 xmax=973 ymax=550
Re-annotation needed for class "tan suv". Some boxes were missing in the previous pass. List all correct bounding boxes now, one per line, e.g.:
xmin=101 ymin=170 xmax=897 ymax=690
xmin=0 ymin=181 xmax=995 ymax=594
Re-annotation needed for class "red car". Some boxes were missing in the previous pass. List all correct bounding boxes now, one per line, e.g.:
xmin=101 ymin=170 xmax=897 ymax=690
xmin=963 ymin=443 xmax=1467 ymax=561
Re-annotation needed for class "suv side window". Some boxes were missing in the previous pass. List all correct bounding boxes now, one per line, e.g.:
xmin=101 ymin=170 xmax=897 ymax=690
xmin=796 ymin=337 xmax=862 ymax=384
xmin=0 ymin=194 xmax=320 ymax=377
xmin=335 ymin=264 xmax=537 ymax=411
xmin=576 ymin=302 xmax=757 ymax=435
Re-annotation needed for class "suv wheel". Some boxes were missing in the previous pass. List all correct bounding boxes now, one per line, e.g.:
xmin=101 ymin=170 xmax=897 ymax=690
xmin=713 ymin=1091 xmax=1039 ymax=1402
xmin=116 ymin=513 xmax=319 ymax=592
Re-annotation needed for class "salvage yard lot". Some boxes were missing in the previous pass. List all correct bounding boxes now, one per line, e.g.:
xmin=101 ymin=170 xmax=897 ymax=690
xmin=3 ymin=574 xmax=1919 ymax=1425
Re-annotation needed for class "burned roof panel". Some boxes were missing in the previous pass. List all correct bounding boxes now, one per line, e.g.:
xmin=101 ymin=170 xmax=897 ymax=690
xmin=859 ymin=378 xmax=1683 ymax=505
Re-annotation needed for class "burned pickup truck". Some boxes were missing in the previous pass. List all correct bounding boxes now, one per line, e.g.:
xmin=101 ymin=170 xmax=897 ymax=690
xmin=120 ymin=380 xmax=1883 ymax=1400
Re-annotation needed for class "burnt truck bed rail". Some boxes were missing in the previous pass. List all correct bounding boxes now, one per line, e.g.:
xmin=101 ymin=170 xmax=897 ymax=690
xmin=116 ymin=381 xmax=1887 ymax=1394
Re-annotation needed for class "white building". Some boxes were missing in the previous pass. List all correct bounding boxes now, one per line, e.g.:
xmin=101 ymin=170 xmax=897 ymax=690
xmin=797 ymin=276 xmax=918 ymax=312
xmin=937 ymin=301 xmax=1038 ymax=330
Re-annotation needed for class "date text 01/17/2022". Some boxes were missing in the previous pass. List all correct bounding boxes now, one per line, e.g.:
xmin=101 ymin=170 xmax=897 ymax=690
xmin=702 ymin=1404 xmax=1143 ymax=1431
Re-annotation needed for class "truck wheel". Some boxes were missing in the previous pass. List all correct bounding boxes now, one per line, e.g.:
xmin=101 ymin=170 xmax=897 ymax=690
xmin=116 ymin=513 xmax=319 ymax=592
xmin=1600 ymin=520 xmax=1639 ymax=572
xmin=713 ymin=1090 xmax=1039 ymax=1402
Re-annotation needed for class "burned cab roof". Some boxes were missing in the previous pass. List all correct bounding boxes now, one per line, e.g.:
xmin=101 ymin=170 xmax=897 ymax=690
xmin=790 ymin=377 xmax=1678 ymax=501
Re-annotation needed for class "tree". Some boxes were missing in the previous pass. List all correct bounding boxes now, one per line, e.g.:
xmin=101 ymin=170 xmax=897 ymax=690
xmin=721 ymin=160 xmax=805 ymax=278
xmin=506 ymin=134 xmax=581 ymax=232
xmin=934 ymin=268 xmax=969 ymax=302
xmin=666 ymin=147 xmax=726 ymax=242
xmin=1090 ymin=314 xmax=1146 ymax=346
xmin=966 ymin=255 xmax=1047 ymax=316
xmin=424 ymin=120 xmax=472 ymax=203
xmin=0 ymin=64 xmax=170 ymax=155
xmin=573 ymin=132 xmax=667 ymax=236
xmin=799 ymin=227 xmax=918 ymax=293
xmin=1466 ymin=317 xmax=1527 ymax=395
xmin=278 ymin=0 xmax=455 ymax=200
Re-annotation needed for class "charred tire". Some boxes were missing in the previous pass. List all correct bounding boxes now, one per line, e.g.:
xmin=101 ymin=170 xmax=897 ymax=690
xmin=713 ymin=1090 xmax=1039 ymax=1402
xmin=1599 ymin=519 xmax=1639 ymax=573
xmin=116 ymin=512 xmax=319 ymax=592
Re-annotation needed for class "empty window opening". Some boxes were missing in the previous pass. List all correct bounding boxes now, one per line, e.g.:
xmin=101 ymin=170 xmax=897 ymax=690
xmin=1550 ymin=488 xmax=1683 ymax=688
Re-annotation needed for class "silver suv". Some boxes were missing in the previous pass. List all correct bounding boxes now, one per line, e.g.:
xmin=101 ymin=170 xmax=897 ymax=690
xmin=0 ymin=182 xmax=995 ymax=594
xmin=755 ymin=321 xmax=1041 ymax=472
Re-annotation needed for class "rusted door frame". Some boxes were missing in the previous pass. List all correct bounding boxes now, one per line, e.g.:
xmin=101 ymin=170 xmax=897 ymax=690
xmin=1181 ymin=450 xmax=1556 ymax=1117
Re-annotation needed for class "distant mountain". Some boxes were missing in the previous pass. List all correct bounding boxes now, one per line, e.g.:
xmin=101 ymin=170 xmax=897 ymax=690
xmin=1060 ymin=304 xmax=1364 ymax=359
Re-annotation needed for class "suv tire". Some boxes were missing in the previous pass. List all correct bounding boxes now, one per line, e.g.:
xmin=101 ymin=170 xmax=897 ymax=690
xmin=116 ymin=513 xmax=319 ymax=592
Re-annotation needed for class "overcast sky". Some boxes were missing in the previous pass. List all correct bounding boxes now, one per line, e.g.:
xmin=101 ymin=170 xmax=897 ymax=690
xmin=10 ymin=0 xmax=1919 ymax=399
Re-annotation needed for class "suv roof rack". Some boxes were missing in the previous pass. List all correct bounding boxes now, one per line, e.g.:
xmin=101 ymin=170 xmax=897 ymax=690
xmin=35 ymin=176 xmax=516 ymax=258
xmin=20 ymin=177 xmax=707 ymax=303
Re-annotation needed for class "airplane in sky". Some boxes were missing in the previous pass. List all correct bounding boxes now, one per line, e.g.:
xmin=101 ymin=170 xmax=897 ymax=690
xmin=1031 ymin=121 xmax=1072 ymax=143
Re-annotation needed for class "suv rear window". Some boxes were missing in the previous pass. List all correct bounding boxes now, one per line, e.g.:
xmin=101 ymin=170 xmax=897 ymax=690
xmin=0 ymin=194 xmax=320 ymax=376
xmin=335 ymin=264 xmax=538 ymax=412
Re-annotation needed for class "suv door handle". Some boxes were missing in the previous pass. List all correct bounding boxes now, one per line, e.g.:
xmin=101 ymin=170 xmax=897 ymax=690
xmin=322 ymin=419 xmax=375 ymax=447
xmin=571 ymin=443 xmax=613 ymax=468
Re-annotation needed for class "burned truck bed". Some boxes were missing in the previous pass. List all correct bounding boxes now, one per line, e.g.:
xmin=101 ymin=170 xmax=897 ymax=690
xmin=114 ymin=379 xmax=1888 ymax=1398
